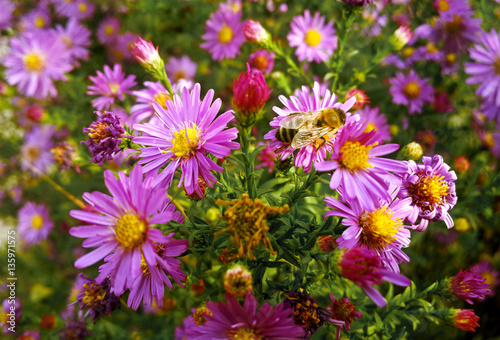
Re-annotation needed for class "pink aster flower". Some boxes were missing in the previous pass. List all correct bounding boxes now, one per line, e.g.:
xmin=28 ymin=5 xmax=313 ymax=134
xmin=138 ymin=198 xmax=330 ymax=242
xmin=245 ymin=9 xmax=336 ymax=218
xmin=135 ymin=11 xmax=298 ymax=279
xmin=21 ymin=6 xmax=50 ymax=31
xmin=325 ymin=187 xmax=414 ymax=272
xmin=130 ymin=81 xmax=171 ymax=123
xmin=314 ymin=120 xmax=407 ymax=211
xmin=134 ymin=83 xmax=240 ymax=197
xmin=69 ymin=165 xmax=184 ymax=296
xmin=357 ymin=106 xmax=391 ymax=142
xmin=233 ymin=64 xmax=272 ymax=118
xmin=328 ymin=294 xmax=362 ymax=336
xmin=54 ymin=0 xmax=95 ymax=20
xmin=248 ymin=49 xmax=275 ymax=74
xmin=0 ymin=0 xmax=15 ymax=30
xmin=397 ymin=155 xmax=457 ymax=232
xmin=3 ymin=30 xmax=73 ymax=99
xmin=389 ymin=70 xmax=434 ymax=114
xmin=465 ymin=30 xmax=500 ymax=107
xmin=201 ymin=7 xmax=245 ymax=62
xmin=165 ymin=55 xmax=197 ymax=83
xmin=111 ymin=32 xmax=139 ymax=62
xmin=186 ymin=292 xmax=305 ymax=339
xmin=338 ymin=247 xmax=411 ymax=307
xmin=449 ymin=269 xmax=490 ymax=304
xmin=87 ymin=64 xmax=137 ymax=110
xmin=287 ymin=10 xmax=338 ymax=63
xmin=264 ymin=82 xmax=357 ymax=173
xmin=21 ymin=124 xmax=55 ymax=175
xmin=472 ymin=260 xmax=499 ymax=296
xmin=55 ymin=19 xmax=91 ymax=67
xmin=97 ymin=17 xmax=120 ymax=45
xmin=18 ymin=202 xmax=54 ymax=247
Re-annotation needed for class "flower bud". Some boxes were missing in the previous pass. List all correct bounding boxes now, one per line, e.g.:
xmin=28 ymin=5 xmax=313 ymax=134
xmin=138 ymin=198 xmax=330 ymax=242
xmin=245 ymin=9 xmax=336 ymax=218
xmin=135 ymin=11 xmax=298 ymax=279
xmin=317 ymin=235 xmax=337 ymax=253
xmin=454 ymin=156 xmax=470 ymax=172
xmin=40 ymin=315 xmax=56 ymax=329
xmin=455 ymin=217 xmax=470 ymax=232
xmin=224 ymin=265 xmax=253 ymax=298
xmin=243 ymin=20 xmax=270 ymax=43
xmin=399 ymin=141 xmax=423 ymax=161
xmin=449 ymin=269 xmax=490 ymax=304
xmin=131 ymin=37 xmax=163 ymax=71
xmin=391 ymin=26 xmax=413 ymax=50
xmin=345 ymin=89 xmax=369 ymax=110
xmin=450 ymin=309 xmax=480 ymax=332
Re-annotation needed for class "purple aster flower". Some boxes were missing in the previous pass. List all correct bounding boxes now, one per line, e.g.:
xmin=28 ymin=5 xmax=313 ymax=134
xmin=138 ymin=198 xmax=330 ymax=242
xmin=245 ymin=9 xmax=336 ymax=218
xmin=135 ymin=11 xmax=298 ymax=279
xmin=248 ymin=49 xmax=275 ymax=74
xmin=76 ymin=274 xmax=120 ymax=323
xmin=433 ymin=0 xmax=472 ymax=20
xmin=338 ymin=247 xmax=411 ymax=307
xmin=480 ymin=100 xmax=500 ymax=129
xmin=130 ymin=81 xmax=171 ymax=124
xmin=186 ymin=292 xmax=305 ymax=339
xmin=55 ymin=19 xmax=91 ymax=67
xmin=21 ymin=124 xmax=55 ymax=175
xmin=264 ymin=82 xmax=357 ymax=173
xmin=314 ymin=120 xmax=407 ymax=212
xmin=287 ymin=10 xmax=338 ymax=63
xmin=397 ymin=155 xmax=457 ymax=232
xmin=357 ymin=106 xmax=391 ymax=142
xmin=325 ymin=186 xmax=414 ymax=272
xmin=472 ymin=260 xmax=499 ymax=296
xmin=110 ymin=32 xmax=139 ymax=62
xmin=21 ymin=6 xmax=50 ymax=31
xmin=87 ymin=64 xmax=136 ymax=110
xmin=465 ymin=30 xmax=500 ymax=107
xmin=449 ymin=269 xmax=490 ymax=304
xmin=3 ymin=30 xmax=73 ymax=99
xmin=128 ymin=236 xmax=189 ymax=310
xmin=69 ymin=164 xmax=184 ymax=296
xmin=134 ymin=83 xmax=240 ymax=197
xmin=82 ymin=111 xmax=125 ymax=166
xmin=18 ymin=202 xmax=54 ymax=247
xmin=97 ymin=17 xmax=120 ymax=45
xmin=54 ymin=0 xmax=95 ymax=19
xmin=175 ymin=313 xmax=195 ymax=340
xmin=380 ymin=48 xmax=417 ymax=69
xmin=328 ymin=294 xmax=362 ymax=335
xmin=0 ymin=0 xmax=15 ymax=30
xmin=414 ymin=42 xmax=445 ymax=62
xmin=362 ymin=5 xmax=388 ymax=37
xmin=201 ymin=7 xmax=245 ymax=61
xmin=165 ymin=55 xmax=197 ymax=83
xmin=389 ymin=70 xmax=434 ymax=114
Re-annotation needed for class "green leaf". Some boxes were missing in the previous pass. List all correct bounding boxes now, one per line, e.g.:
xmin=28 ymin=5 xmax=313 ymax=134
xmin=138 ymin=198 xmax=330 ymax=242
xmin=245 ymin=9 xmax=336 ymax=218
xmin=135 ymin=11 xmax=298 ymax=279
xmin=259 ymin=177 xmax=291 ymax=190
xmin=280 ymin=247 xmax=301 ymax=268
xmin=225 ymin=156 xmax=246 ymax=171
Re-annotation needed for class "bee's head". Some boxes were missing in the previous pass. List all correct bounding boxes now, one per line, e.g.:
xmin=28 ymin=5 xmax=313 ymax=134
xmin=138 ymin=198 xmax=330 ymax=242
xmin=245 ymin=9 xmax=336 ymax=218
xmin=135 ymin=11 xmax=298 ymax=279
xmin=331 ymin=108 xmax=346 ymax=125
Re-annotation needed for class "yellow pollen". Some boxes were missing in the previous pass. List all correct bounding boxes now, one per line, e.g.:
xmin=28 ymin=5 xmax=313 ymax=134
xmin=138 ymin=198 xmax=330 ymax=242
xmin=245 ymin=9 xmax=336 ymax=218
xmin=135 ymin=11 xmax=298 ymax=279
xmin=25 ymin=145 xmax=41 ymax=161
xmin=232 ymin=327 xmax=263 ymax=340
xmin=193 ymin=306 xmax=212 ymax=325
xmin=363 ymin=122 xmax=377 ymax=133
xmin=359 ymin=207 xmax=402 ymax=249
xmin=105 ymin=25 xmax=114 ymax=36
xmin=426 ymin=42 xmax=438 ymax=54
xmin=494 ymin=57 xmax=500 ymax=75
xmin=218 ymin=25 xmax=233 ymax=43
xmin=446 ymin=53 xmax=457 ymax=64
xmin=88 ymin=122 xmax=111 ymax=143
xmin=408 ymin=173 xmax=449 ymax=209
xmin=402 ymin=47 xmax=414 ymax=58
xmin=482 ymin=272 xmax=495 ymax=286
xmin=484 ymin=132 xmax=495 ymax=148
xmin=82 ymin=283 xmax=107 ymax=307
xmin=339 ymin=140 xmax=375 ymax=173
xmin=171 ymin=125 xmax=200 ymax=159
xmin=78 ymin=3 xmax=87 ymax=12
xmin=305 ymin=29 xmax=321 ymax=47
xmin=153 ymin=92 xmax=172 ymax=109
xmin=35 ymin=17 xmax=45 ymax=28
xmin=109 ymin=82 xmax=120 ymax=94
xmin=437 ymin=0 xmax=450 ymax=12
xmin=403 ymin=82 xmax=421 ymax=99
xmin=115 ymin=214 xmax=148 ymax=250
xmin=253 ymin=55 xmax=268 ymax=71
xmin=23 ymin=53 xmax=46 ymax=72
xmin=32 ymin=215 xmax=44 ymax=229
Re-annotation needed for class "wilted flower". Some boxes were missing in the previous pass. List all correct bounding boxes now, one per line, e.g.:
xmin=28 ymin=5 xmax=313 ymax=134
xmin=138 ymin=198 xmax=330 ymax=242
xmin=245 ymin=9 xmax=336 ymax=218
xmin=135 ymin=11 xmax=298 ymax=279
xmin=76 ymin=275 xmax=120 ymax=323
xmin=255 ymin=143 xmax=277 ymax=173
xmin=61 ymin=321 xmax=92 ymax=339
xmin=317 ymin=235 xmax=337 ymax=253
xmin=51 ymin=141 xmax=79 ymax=171
xmin=449 ymin=269 xmax=490 ymax=304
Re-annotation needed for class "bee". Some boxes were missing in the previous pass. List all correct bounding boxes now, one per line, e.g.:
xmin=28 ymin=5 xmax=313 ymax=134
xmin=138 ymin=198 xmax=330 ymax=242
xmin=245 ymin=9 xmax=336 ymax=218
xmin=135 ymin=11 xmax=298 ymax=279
xmin=275 ymin=108 xmax=346 ymax=149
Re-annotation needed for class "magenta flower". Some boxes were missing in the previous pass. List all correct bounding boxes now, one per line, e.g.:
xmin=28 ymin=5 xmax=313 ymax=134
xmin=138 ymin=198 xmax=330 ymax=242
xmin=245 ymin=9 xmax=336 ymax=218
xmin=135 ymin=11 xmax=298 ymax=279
xmin=87 ymin=64 xmax=137 ymax=110
xmin=0 ymin=0 xmax=15 ymax=30
xmin=97 ymin=17 xmax=120 ymax=45
xmin=325 ymin=187 xmax=414 ymax=272
xmin=389 ymin=70 xmax=434 ymax=114
xmin=54 ymin=0 xmax=95 ymax=19
xmin=397 ymin=155 xmax=457 ymax=232
xmin=134 ymin=83 xmax=239 ymax=197
xmin=165 ymin=55 xmax=197 ymax=83
xmin=248 ymin=49 xmax=275 ymax=74
xmin=255 ymin=142 xmax=277 ymax=173
xmin=201 ymin=7 xmax=245 ymax=61
xmin=287 ymin=10 xmax=337 ymax=63
xmin=131 ymin=37 xmax=162 ymax=70
xmin=243 ymin=19 xmax=269 ymax=43
xmin=449 ymin=269 xmax=490 ymax=304
xmin=264 ymin=82 xmax=357 ymax=173
xmin=328 ymin=294 xmax=362 ymax=333
xmin=21 ymin=6 xmax=50 ymax=30
xmin=465 ymin=30 xmax=500 ymax=107
xmin=186 ymin=292 xmax=305 ymax=339
xmin=338 ymin=247 xmax=411 ymax=307
xmin=69 ymin=165 xmax=184 ymax=295
xmin=109 ymin=32 xmax=139 ymax=63
xmin=357 ymin=106 xmax=391 ymax=142
xmin=3 ymin=30 xmax=73 ymax=99
xmin=130 ymin=81 xmax=170 ymax=123
xmin=55 ymin=19 xmax=91 ymax=67
xmin=314 ymin=120 xmax=407 ymax=211
xmin=233 ymin=64 xmax=272 ymax=117
xmin=18 ymin=202 xmax=54 ymax=247
xmin=472 ymin=260 xmax=499 ymax=296
xmin=21 ymin=124 xmax=55 ymax=175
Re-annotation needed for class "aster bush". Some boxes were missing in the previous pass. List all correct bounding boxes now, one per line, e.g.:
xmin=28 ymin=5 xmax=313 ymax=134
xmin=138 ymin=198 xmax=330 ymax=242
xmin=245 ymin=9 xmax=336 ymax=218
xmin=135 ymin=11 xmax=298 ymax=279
xmin=1 ymin=1 xmax=500 ymax=339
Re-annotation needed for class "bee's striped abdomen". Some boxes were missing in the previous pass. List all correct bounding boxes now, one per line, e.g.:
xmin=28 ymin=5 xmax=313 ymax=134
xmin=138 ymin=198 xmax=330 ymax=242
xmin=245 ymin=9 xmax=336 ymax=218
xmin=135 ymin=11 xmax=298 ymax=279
xmin=275 ymin=127 xmax=297 ymax=144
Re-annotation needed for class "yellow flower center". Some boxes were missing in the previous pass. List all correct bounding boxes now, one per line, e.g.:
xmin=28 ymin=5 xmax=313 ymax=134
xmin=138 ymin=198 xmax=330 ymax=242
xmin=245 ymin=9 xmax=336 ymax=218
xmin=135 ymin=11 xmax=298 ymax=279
xmin=153 ymin=92 xmax=172 ymax=110
xmin=232 ymin=327 xmax=263 ymax=340
xmin=437 ymin=0 xmax=450 ymax=11
xmin=23 ymin=53 xmax=46 ymax=72
xmin=78 ymin=3 xmax=87 ymax=12
xmin=32 ymin=215 xmax=44 ymax=229
xmin=494 ymin=57 xmax=500 ymax=75
xmin=193 ymin=306 xmax=212 ymax=325
xmin=408 ymin=173 xmax=449 ymax=209
xmin=35 ymin=16 xmax=45 ymax=28
xmin=482 ymin=271 xmax=495 ymax=286
xmin=305 ymin=29 xmax=321 ymax=47
xmin=174 ymin=70 xmax=187 ymax=82
xmin=218 ymin=25 xmax=233 ymax=43
xmin=88 ymin=122 xmax=112 ymax=143
xmin=359 ymin=207 xmax=402 ymax=249
xmin=25 ymin=145 xmax=41 ymax=161
xmin=339 ymin=140 xmax=374 ymax=173
xmin=402 ymin=47 xmax=414 ymax=58
xmin=446 ymin=53 xmax=457 ymax=64
xmin=403 ymin=82 xmax=421 ymax=99
xmin=82 ymin=283 xmax=107 ymax=307
xmin=115 ymin=214 xmax=148 ymax=250
xmin=253 ymin=55 xmax=268 ymax=71
xmin=61 ymin=36 xmax=73 ymax=48
xmin=105 ymin=25 xmax=114 ymax=36
xmin=426 ymin=42 xmax=438 ymax=54
xmin=445 ymin=15 xmax=462 ymax=33
xmin=109 ymin=82 xmax=120 ymax=94
xmin=363 ymin=122 xmax=376 ymax=133
xmin=171 ymin=125 xmax=200 ymax=159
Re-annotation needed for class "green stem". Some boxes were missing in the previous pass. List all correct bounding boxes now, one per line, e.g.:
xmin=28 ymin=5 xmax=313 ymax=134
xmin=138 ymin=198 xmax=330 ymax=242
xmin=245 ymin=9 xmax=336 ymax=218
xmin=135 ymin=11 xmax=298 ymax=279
xmin=330 ymin=10 xmax=357 ymax=93
xmin=286 ymin=168 xmax=320 ymax=207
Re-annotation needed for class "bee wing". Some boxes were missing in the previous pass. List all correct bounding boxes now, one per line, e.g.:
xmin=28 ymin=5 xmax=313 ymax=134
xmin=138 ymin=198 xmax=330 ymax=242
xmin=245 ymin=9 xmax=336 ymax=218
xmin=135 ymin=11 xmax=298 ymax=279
xmin=279 ymin=110 xmax=322 ymax=129
xmin=291 ymin=126 xmax=332 ymax=149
